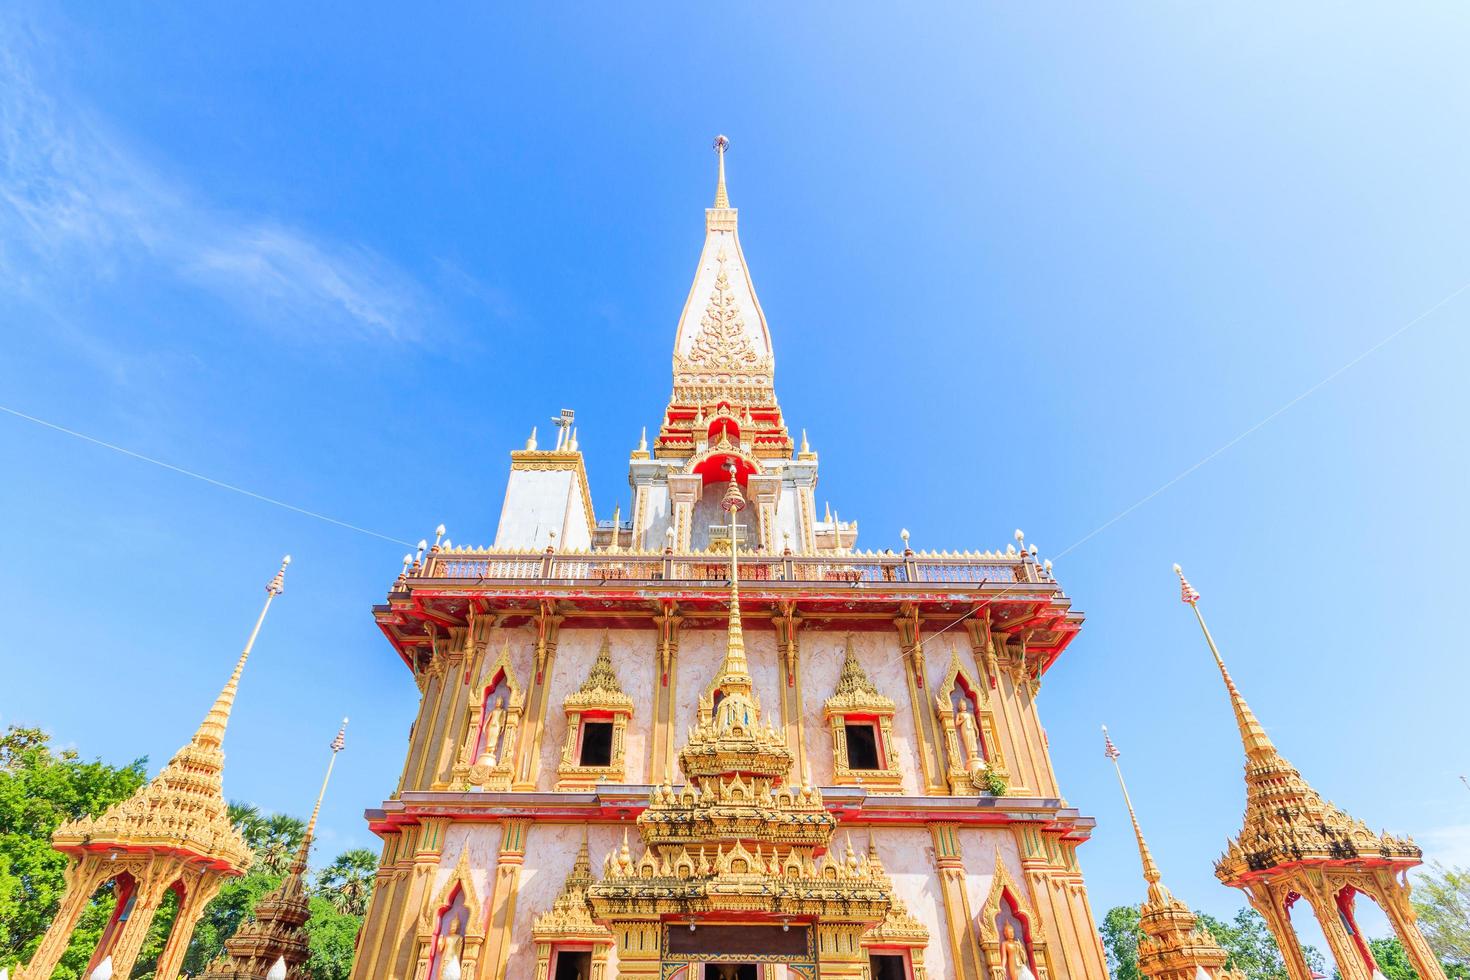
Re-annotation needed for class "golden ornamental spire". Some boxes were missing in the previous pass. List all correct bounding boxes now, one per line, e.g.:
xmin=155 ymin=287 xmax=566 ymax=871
xmin=716 ymin=468 xmax=750 ymax=691
xmin=196 ymin=556 xmax=291 ymax=752
xmin=51 ymin=556 xmax=291 ymax=893
xmin=1172 ymin=564 xmax=1421 ymax=890
xmin=293 ymin=717 xmax=348 ymax=870
xmin=1102 ymin=726 xmax=1171 ymax=906
xmin=1173 ymin=565 xmax=1276 ymax=763
xmin=713 ymin=134 xmax=730 ymax=208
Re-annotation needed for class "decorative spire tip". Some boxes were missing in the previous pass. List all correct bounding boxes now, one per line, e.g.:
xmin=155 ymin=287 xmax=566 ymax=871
xmin=713 ymin=135 xmax=730 ymax=209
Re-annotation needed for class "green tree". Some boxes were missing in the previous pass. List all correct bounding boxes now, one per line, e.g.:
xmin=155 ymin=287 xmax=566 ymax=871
xmin=255 ymin=815 xmax=308 ymax=876
xmin=1099 ymin=903 xmax=1329 ymax=980
xmin=226 ymin=802 xmax=267 ymax=852
xmin=1366 ymin=935 xmax=1470 ymax=980
xmin=304 ymin=894 xmax=362 ymax=980
xmin=0 ymin=725 xmax=147 ymax=973
xmin=1416 ymin=864 xmax=1470 ymax=970
xmin=1101 ymin=905 xmax=1142 ymax=980
xmin=316 ymin=849 xmax=378 ymax=917
xmin=1196 ymin=907 xmax=1326 ymax=980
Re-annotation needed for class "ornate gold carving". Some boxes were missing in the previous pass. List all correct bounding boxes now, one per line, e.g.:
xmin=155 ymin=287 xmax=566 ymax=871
xmin=677 ymin=249 xmax=771 ymax=381
xmin=823 ymin=638 xmax=904 ymax=794
xmin=934 ymin=652 xmax=1009 ymax=796
xmin=860 ymin=841 xmax=930 ymax=979
xmin=978 ymin=851 xmax=1051 ymax=980
xmin=413 ymin=848 xmax=484 ymax=980
xmin=587 ymin=541 xmax=899 ymax=949
xmin=532 ymin=833 xmax=613 ymax=980
xmin=452 ymin=642 xmax=525 ymax=792
xmin=557 ymin=634 xmax=635 ymax=790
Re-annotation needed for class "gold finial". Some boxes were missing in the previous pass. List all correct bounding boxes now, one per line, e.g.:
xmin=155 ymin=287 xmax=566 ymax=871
xmin=525 ymin=426 xmax=538 ymax=451
xmin=720 ymin=465 xmax=749 ymax=680
xmin=1174 ymin=564 xmax=1277 ymax=763
xmin=1102 ymin=725 xmax=1170 ymax=905
xmin=713 ymin=135 xmax=730 ymax=208
xmin=197 ymin=555 xmax=290 ymax=750
xmin=292 ymin=717 xmax=348 ymax=872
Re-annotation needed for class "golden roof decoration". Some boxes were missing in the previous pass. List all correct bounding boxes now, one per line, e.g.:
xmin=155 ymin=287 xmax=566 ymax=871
xmin=532 ymin=833 xmax=611 ymax=944
xmin=1174 ymin=566 xmax=1422 ymax=884
xmin=824 ymin=637 xmax=895 ymax=718
xmin=563 ymin=633 xmax=633 ymax=714
xmin=53 ymin=557 xmax=291 ymax=874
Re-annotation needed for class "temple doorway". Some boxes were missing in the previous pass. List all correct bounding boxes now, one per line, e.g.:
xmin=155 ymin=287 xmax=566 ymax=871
xmin=702 ymin=966 xmax=759 ymax=980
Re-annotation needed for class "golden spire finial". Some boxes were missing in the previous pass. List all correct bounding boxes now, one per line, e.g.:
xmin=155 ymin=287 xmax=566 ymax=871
xmin=291 ymin=716 xmax=347 ymax=873
xmin=196 ymin=555 xmax=290 ymax=751
xmin=713 ymin=135 xmax=730 ymax=208
xmin=1173 ymin=564 xmax=1277 ymax=763
xmin=719 ymin=465 xmax=749 ymax=681
xmin=1102 ymin=725 xmax=1171 ymax=906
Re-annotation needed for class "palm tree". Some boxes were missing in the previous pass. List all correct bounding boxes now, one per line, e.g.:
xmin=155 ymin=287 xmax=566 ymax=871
xmin=227 ymin=801 xmax=267 ymax=850
xmin=257 ymin=814 xmax=308 ymax=875
xmin=315 ymin=849 xmax=378 ymax=916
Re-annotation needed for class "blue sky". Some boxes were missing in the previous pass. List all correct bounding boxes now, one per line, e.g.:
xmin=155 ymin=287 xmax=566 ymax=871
xmin=4 ymin=2 xmax=1469 ymax=949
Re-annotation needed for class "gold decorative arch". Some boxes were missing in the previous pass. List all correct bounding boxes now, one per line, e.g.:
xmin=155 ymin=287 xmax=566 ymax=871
xmin=933 ymin=651 xmax=1009 ymax=795
xmin=977 ymin=851 xmax=1050 ymax=980
xmin=413 ymin=848 xmax=484 ymax=980
xmin=452 ymin=641 xmax=525 ymax=791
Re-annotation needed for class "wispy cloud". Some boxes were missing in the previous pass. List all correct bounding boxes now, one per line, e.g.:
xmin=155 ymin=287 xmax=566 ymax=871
xmin=1420 ymin=824 xmax=1470 ymax=869
xmin=0 ymin=21 xmax=425 ymax=341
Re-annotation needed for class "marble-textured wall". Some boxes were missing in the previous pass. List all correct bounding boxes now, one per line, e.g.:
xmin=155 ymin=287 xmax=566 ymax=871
xmin=873 ymin=826 xmax=955 ymax=979
xmin=494 ymin=469 xmax=574 ymax=550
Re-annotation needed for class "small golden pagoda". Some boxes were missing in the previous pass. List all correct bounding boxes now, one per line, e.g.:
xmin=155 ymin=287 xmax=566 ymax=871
xmin=1102 ymin=727 xmax=1242 ymax=980
xmin=22 ymin=558 xmax=290 ymax=980
xmin=1176 ymin=566 xmax=1444 ymax=980
xmin=202 ymin=719 xmax=348 ymax=980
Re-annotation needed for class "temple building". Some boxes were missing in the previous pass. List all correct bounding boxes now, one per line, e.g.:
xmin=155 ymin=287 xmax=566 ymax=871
xmin=354 ymin=138 xmax=1108 ymax=980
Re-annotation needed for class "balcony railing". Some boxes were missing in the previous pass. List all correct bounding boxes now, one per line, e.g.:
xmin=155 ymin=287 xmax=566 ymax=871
xmin=407 ymin=548 xmax=1050 ymax=588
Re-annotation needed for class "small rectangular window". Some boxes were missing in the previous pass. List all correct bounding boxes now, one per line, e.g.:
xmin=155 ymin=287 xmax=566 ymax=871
xmin=870 ymin=953 xmax=909 ymax=980
xmin=579 ymin=722 xmax=614 ymax=767
xmin=553 ymin=950 xmax=591 ymax=980
xmin=845 ymin=722 xmax=882 ymax=770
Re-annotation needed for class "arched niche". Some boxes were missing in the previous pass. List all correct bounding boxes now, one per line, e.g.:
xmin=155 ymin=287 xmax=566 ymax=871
xmin=414 ymin=849 xmax=484 ymax=980
xmin=934 ymin=652 xmax=1009 ymax=795
xmin=978 ymin=852 xmax=1049 ymax=980
xmin=452 ymin=641 xmax=525 ymax=791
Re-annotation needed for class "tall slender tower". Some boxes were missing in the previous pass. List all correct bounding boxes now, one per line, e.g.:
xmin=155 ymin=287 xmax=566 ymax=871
xmin=1175 ymin=565 xmax=1443 ymax=980
xmin=1102 ymin=727 xmax=1241 ymax=980
xmin=22 ymin=558 xmax=290 ymax=980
